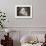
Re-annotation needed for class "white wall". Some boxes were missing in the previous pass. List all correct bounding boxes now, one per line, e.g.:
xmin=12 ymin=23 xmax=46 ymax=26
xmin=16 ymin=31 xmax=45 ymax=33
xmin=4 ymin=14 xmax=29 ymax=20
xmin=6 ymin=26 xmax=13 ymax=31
xmin=0 ymin=0 xmax=46 ymax=46
xmin=0 ymin=0 xmax=46 ymax=27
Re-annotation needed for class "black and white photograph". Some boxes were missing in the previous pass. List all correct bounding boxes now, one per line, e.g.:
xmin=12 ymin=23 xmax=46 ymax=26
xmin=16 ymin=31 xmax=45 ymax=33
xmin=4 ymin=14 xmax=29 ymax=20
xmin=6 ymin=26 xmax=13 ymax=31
xmin=15 ymin=5 xmax=32 ymax=18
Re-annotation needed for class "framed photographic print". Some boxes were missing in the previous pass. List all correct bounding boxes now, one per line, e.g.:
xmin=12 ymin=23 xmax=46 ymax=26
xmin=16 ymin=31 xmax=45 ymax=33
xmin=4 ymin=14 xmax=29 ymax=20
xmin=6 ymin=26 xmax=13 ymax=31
xmin=15 ymin=5 xmax=32 ymax=18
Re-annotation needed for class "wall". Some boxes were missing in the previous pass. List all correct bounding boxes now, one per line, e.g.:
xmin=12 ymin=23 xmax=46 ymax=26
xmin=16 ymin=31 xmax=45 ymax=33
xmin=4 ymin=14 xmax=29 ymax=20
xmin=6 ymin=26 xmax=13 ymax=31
xmin=0 ymin=0 xmax=46 ymax=27
xmin=0 ymin=0 xmax=46 ymax=46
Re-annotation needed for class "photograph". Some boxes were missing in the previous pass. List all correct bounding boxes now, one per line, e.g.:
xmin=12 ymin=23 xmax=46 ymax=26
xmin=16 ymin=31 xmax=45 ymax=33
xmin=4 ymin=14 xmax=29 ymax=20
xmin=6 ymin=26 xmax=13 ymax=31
xmin=15 ymin=5 xmax=32 ymax=18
